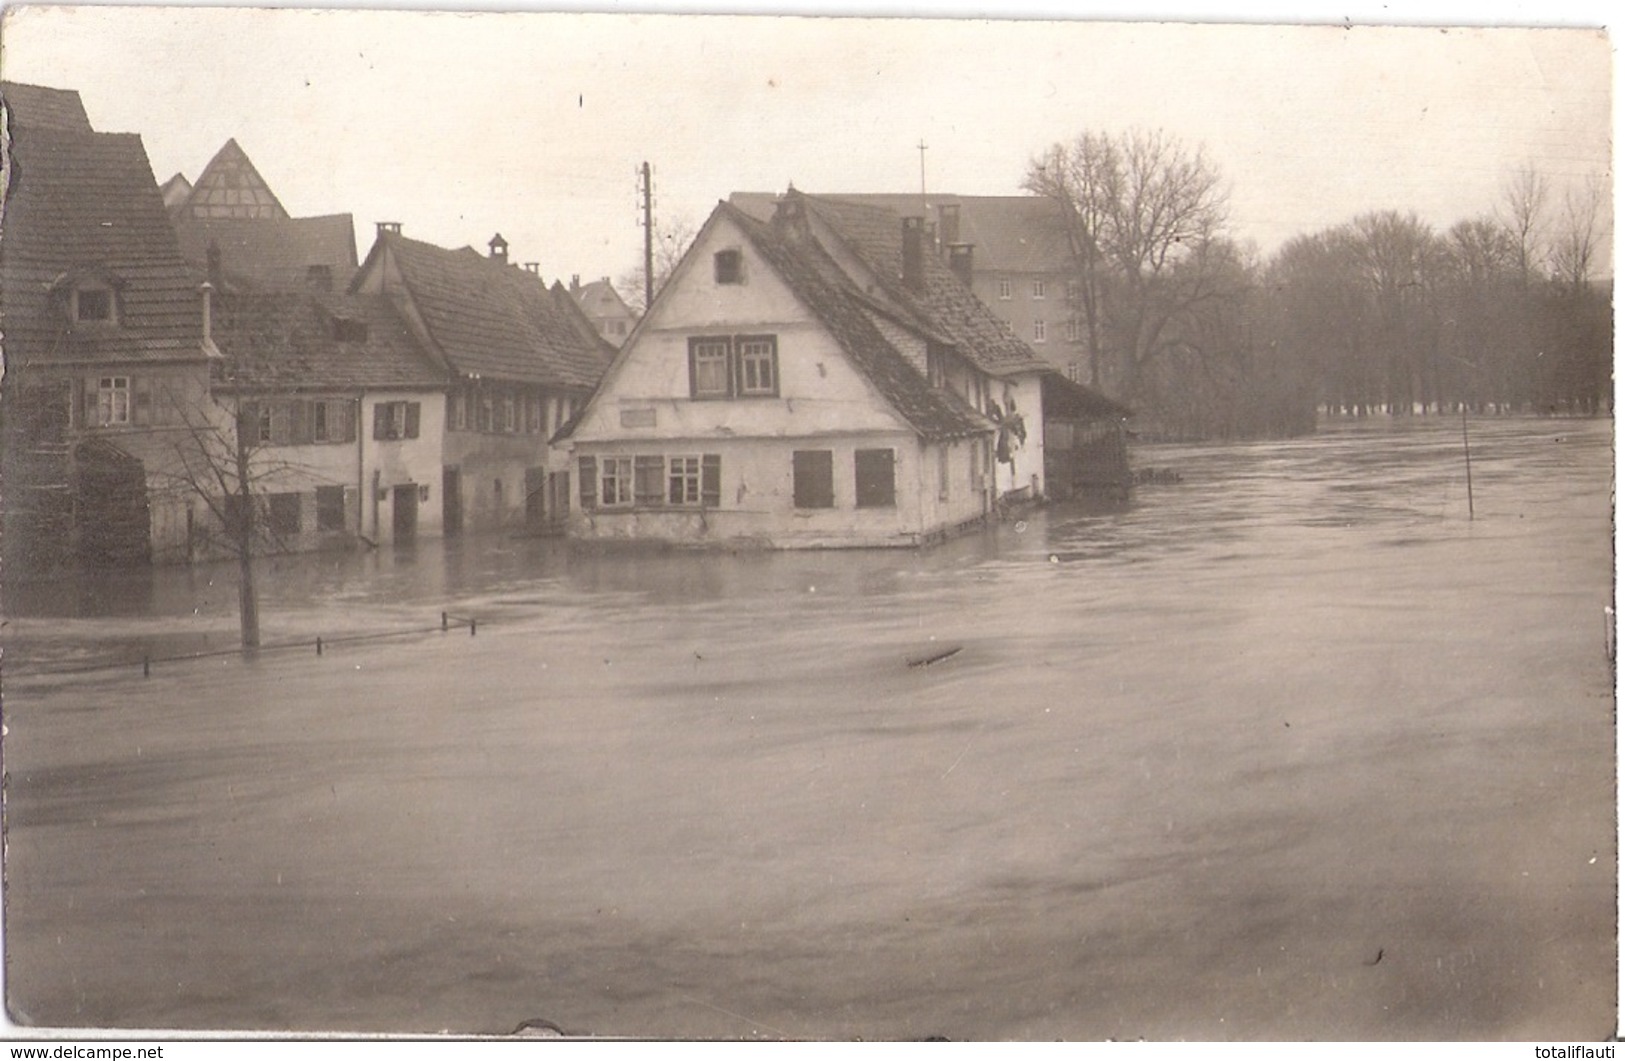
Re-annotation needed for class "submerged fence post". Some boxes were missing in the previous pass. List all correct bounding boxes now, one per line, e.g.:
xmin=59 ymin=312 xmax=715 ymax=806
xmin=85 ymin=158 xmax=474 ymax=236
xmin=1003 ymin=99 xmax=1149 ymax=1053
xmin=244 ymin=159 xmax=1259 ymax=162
xmin=316 ymin=637 xmax=323 ymax=657
xmin=469 ymin=618 xmax=477 ymax=637
xmin=1462 ymin=404 xmax=1475 ymax=521
xmin=442 ymin=611 xmax=449 ymax=632
xmin=143 ymin=656 xmax=150 ymax=678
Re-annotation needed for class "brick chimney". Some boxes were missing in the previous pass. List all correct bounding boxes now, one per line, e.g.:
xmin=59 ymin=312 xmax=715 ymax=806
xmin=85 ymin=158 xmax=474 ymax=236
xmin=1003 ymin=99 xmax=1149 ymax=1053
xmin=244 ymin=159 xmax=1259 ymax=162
xmin=937 ymin=202 xmax=961 ymax=247
xmin=488 ymin=233 xmax=509 ymax=263
xmin=376 ymin=221 xmax=402 ymax=236
xmin=947 ymin=243 xmax=974 ymax=285
xmin=570 ymin=274 xmax=581 ymax=294
xmin=901 ymin=216 xmax=926 ymax=293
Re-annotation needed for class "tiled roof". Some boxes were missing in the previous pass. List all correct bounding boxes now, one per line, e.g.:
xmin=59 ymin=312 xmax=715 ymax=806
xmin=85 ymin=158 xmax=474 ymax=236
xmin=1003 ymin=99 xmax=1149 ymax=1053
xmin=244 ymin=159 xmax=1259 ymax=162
xmin=731 ymin=191 xmax=1071 ymax=274
xmin=0 ymin=124 xmax=206 ymax=367
xmin=718 ymin=202 xmax=990 ymax=442
xmin=785 ymin=192 xmax=1054 ymax=378
xmin=370 ymin=232 xmax=613 ymax=391
xmin=572 ymin=277 xmax=633 ymax=318
xmin=210 ymin=290 xmax=448 ymax=393
xmin=173 ymin=214 xmax=359 ymax=292
xmin=0 ymin=81 xmax=93 ymax=132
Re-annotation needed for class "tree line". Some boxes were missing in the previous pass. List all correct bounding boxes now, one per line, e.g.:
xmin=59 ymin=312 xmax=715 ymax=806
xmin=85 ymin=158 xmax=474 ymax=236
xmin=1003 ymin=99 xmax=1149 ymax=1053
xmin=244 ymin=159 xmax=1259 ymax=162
xmin=1024 ymin=130 xmax=1611 ymax=440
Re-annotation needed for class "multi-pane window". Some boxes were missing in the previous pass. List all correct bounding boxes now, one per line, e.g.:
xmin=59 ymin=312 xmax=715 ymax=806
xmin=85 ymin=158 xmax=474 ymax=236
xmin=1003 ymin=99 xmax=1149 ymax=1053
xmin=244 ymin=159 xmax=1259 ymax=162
xmin=668 ymin=456 xmax=703 ymax=505
xmin=503 ymin=397 xmax=517 ymax=433
xmin=1032 ymin=279 xmax=1047 ymax=300
xmin=578 ymin=454 xmax=720 ymax=511
xmin=527 ymin=397 xmax=543 ymax=434
xmin=96 ymin=377 xmax=130 ymax=426
xmin=793 ymin=450 xmax=834 ymax=509
xmin=737 ymin=339 xmax=776 ymax=396
xmin=1066 ymin=280 xmax=1083 ymax=303
xmin=691 ymin=338 xmax=732 ymax=398
xmin=688 ymin=335 xmax=779 ymax=399
xmin=855 ymin=448 xmax=896 ymax=508
xmin=997 ymin=278 xmax=1012 ymax=300
xmin=600 ymin=457 xmax=633 ymax=507
xmin=1066 ymin=317 xmax=1082 ymax=343
xmin=1032 ymin=319 xmax=1047 ymax=343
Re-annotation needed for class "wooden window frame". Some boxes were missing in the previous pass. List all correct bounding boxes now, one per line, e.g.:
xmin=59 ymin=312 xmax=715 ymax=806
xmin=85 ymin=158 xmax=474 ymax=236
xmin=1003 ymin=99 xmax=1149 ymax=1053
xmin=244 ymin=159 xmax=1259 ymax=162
xmin=688 ymin=334 xmax=779 ymax=400
xmin=668 ymin=455 xmax=703 ymax=506
xmin=599 ymin=456 xmax=634 ymax=508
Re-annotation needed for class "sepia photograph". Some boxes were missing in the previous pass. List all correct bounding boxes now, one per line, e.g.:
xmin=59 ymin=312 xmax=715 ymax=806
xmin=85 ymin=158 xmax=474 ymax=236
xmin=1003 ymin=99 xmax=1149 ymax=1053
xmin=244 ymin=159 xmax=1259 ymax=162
xmin=0 ymin=3 xmax=1615 ymax=1044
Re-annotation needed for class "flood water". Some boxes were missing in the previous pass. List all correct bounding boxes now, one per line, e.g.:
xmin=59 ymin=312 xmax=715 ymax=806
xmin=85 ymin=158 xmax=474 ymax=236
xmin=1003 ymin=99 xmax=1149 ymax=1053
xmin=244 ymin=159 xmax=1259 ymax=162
xmin=1 ymin=415 xmax=1615 ymax=1040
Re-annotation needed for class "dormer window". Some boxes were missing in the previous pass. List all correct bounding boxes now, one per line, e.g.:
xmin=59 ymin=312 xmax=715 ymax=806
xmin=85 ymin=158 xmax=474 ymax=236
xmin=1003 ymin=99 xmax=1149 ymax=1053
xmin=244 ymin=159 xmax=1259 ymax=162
xmin=714 ymin=249 xmax=743 ymax=285
xmin=76 ymin=288 xmax=113 ymax=322
xmin=332 ymin=317 xmax=369 ymax=343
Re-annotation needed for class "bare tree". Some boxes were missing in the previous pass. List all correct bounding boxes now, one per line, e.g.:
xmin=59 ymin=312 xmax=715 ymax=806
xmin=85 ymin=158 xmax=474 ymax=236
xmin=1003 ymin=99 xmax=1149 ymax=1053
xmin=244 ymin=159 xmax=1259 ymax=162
xmin=1497 ymin=163 xmax=1550 ymax=288
xmin=1549 ymin=172 xmax=1608 ymax=292
xmin=616 ymin=214 xmax=698 ymax=315
xmin=1024 ymin=128 xmax=1230 ymax=399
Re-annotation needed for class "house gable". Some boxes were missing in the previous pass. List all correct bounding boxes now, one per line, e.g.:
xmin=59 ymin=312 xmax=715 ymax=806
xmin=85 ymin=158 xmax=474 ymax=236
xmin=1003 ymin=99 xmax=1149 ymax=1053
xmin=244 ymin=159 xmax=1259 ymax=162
xmin=178 ymin=138 xmax=289 ymax=221
xmin=568 ymin=208 xmax=926 ymax=447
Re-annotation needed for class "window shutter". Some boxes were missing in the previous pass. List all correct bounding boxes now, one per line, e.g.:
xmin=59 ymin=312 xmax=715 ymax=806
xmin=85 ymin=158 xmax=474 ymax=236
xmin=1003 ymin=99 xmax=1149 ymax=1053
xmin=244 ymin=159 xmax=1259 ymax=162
xmin=289 ymin=400 xmax=308 ymax=445
xmin=373 ymin=403 xmax=388 ymax=440
xmin=701 ymin=454 xmax=721 ymax=508
xmin=578 ymin=456 xmax=597 ymax=510
xmin=341 ymin=400 xmax=357 ymax=442
xmin=131 ymin=379 xmax=152 ymax=426
xmin=405 ymin=402 xmax=421 ymax=439
xmin=634 ymin=455 xmax=665 ymax=507
xmin=83 ymin=381 xmax=97 ymax=427
xmin=238 ymin=401 xmax=259 ymax=442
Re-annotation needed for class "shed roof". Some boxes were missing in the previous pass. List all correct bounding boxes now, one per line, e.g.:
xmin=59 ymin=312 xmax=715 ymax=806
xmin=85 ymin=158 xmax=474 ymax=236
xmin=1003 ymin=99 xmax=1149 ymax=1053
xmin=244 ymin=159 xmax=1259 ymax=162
xmin=0 ymin=123 xmax=206 ymax=367
xmin=364 ymin=232 xmax=613 ymax=391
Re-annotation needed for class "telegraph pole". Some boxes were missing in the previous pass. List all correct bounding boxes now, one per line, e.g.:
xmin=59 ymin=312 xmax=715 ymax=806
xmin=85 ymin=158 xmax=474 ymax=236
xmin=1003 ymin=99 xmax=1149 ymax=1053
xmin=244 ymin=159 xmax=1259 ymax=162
xmin=916 ymin=139 xmax=928 ymax=198
xmin=639 ymin=161 xmax=654 ymax=311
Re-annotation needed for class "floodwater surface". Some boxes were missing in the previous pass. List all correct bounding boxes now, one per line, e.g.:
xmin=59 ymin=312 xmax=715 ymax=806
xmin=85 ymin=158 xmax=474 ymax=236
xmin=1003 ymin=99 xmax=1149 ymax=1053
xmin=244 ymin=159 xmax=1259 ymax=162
xmin=1 ymin=415 xmax=1615 ymax=1040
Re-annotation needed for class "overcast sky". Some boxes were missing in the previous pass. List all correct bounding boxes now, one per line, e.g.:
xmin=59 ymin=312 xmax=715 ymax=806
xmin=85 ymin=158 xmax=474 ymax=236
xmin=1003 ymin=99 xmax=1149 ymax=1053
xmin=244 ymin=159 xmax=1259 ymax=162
xmin=0 ymin=5 xmax=1612 ymax=287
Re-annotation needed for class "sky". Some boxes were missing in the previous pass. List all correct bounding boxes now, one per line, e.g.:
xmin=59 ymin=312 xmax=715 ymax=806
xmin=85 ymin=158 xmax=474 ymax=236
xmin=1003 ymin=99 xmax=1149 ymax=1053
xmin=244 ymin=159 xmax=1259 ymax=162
xmin=0 ymin=4 xmax=1612 ymax=289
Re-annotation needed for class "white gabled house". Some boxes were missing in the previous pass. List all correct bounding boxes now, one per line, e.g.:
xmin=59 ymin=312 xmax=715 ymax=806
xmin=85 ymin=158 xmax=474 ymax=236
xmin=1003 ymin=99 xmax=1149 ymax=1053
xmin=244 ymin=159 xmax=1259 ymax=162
xmin=557 ymin=189 xmax=1126 ymax=549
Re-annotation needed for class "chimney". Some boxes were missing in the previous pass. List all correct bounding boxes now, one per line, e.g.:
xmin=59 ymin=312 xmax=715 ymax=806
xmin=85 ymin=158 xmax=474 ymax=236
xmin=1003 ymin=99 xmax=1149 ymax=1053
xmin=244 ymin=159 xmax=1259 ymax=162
xmin=306 ymin=264 xmax=333 ymax=292
xmin=773 ymin=192 xmax=810 ymax=239
xmin=570 ymin=274 xmax=581 ymax=293
xmin=488 ymin=233 xmax=509 ymax=263
xmin=901 ymin=216 xmax=926 ymax=293
xmin=206 ymin=240 xmax=224 ymax=288
xmin=523 ymin=262 xmax=540 ymax=275
xmin=199 ymin=281 xmax=214 ymax=345
xmin=937 ymin=202 xmax=961 ymax=247
xmin=947 ymin=243 xmax=975 ymax=285
xmin=376 ymin=221 xmax=402 ymax=236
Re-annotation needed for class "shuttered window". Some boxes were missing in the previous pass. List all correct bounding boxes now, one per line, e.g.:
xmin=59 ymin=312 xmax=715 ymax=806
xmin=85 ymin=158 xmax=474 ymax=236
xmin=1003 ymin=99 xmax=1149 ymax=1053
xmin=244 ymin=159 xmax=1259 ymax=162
xmin=634 ymin=456 xmax=665 ymax=506
xmin=793 ymin=450 xmax=834 ymax=509
xmin=578 ymin=457 xmax=597 ymax=510
xmin=855 ymin=448 xmax=896 ymax=508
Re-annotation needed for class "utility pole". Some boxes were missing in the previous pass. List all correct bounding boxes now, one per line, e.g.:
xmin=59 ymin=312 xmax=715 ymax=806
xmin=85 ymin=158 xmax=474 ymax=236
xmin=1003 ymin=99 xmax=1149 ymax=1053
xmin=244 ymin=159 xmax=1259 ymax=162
xmin=916 ymin=140 xmax=928 ymax=198
xmin=639 ymin=161 xmax=654 ymax=311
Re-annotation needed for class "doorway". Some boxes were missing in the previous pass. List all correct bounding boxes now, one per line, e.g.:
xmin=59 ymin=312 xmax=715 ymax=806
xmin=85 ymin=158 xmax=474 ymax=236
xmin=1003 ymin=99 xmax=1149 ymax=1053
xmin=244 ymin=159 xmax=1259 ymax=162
xmin=392 ymin=483 xmax=418 ymax=543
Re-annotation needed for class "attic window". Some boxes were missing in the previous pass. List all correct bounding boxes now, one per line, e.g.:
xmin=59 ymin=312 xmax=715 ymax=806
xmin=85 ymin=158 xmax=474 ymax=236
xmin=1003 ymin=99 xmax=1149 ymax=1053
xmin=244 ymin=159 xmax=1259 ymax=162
xmin=714 ymin=249 xmax=743 ymax=285
xmin=74 ymin=287 xmax=114 ymax=323
xmin=333 ymin=317 xmax=369 ymax=343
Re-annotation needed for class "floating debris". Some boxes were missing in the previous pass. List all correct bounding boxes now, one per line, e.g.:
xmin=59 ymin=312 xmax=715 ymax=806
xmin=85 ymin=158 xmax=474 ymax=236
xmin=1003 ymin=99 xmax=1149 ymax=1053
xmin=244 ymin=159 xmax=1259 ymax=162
xmin=908 ymin=645 xmax=962 ymax=668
